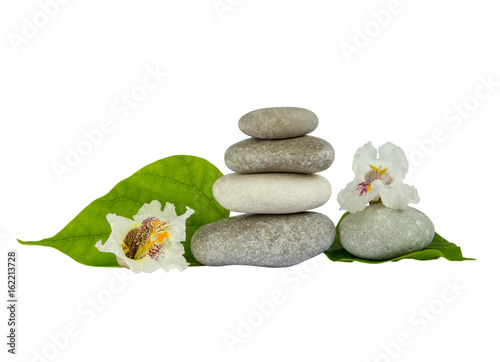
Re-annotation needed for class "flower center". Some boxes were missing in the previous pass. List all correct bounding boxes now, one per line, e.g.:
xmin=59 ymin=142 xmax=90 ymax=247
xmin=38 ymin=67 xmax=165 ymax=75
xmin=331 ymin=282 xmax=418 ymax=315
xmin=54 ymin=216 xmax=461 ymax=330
xmin=356 ymin=164 xmax=392 ymax=197
xmin=122 ymin=217 xmax=170 ymax=260
xmin=365 ymin=164 xmax=392 ymax=186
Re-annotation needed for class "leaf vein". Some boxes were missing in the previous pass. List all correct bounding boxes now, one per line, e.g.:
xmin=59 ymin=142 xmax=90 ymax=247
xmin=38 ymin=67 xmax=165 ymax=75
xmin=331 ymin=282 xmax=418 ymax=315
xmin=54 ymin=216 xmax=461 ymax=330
xmin=178 ymin=156 xmax=196 ymax=187
xmin=134 ymin=173 xmax=224 ymax=218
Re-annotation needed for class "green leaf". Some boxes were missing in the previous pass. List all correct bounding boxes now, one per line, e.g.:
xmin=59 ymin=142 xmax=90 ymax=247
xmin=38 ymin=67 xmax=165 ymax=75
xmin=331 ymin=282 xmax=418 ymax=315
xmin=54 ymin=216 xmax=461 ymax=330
xmin=18 ymin=155 xmax=229 ymax=267
xmin=324 ymin=212 xmax=475 ymax=264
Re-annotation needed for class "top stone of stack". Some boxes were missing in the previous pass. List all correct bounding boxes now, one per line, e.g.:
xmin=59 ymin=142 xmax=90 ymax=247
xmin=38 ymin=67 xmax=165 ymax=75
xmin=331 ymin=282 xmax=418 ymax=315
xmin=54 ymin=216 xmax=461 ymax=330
xmin=238 ymin=107 xmax=318 ymax=139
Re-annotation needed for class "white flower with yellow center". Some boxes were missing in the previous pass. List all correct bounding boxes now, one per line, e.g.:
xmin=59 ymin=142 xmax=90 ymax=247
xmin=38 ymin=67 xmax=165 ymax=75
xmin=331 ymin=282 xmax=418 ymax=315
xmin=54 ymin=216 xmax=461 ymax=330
xmin=95 ymin=200 xmax=194 ymax=273
xmin=337 ymin=141 xmax=420 ymax=213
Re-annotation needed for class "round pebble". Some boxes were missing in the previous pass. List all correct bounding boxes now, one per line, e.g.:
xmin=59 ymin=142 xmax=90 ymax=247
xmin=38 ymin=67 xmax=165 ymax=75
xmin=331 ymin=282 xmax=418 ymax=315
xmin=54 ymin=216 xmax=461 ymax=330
xmin=212 ymin=173 xmax=332 ymax=214
xmin=224 ymin=136 xmax=335 ymax=174
xmin=191 ymin=212 xmax=336 ymax=267
xmin=238 ymin=107 xmax=318 ymax=139
xmin=338 ymin=203 xmax=435 ymax=260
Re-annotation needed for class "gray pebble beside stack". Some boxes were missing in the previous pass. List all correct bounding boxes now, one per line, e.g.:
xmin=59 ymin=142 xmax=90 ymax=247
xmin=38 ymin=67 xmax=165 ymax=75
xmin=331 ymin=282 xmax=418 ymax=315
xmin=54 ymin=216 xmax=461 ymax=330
xmin=191 ymin=107 xmax=336 ymax=267
xmin=339 ymin=204 xmax=435 ymax=260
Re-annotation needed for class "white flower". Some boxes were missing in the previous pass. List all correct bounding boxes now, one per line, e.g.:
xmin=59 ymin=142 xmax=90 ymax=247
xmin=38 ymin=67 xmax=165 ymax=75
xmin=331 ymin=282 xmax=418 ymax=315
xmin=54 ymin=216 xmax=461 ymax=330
xmin=337 ymin=141 xmax=420 ymax=213
xmin=95 ymin=200 xmax=194 ymax=273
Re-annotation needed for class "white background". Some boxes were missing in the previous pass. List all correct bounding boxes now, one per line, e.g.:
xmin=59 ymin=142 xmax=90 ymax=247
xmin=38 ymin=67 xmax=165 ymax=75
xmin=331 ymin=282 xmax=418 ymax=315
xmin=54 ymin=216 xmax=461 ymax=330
xmin=1 ymin=1 xmax=498 ymax=361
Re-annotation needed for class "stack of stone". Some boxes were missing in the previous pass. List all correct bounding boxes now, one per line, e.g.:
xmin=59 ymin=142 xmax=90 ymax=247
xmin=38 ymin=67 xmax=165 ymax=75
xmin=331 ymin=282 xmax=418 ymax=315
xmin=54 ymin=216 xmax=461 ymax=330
xmin=191 ymin=107 xmax=336 ymax=267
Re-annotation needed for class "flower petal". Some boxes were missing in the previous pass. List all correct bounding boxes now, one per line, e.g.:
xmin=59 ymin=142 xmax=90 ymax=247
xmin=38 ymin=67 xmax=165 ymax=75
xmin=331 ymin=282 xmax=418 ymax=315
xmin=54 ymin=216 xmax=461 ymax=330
xmin=95 ymin=214 xmax=146 ymax=272
xmin=161 ymin=255 xmax=189 ymax=272
xmin=106 ymin=214 xmax=136 ymax=239
xmin=142 ymin=241 xmax=189 ymax=273
xmin=157 ymin=202 xmax=177 ymax=222
xmin=141 ymin=256 xmax=163 ymax=273
xmin=120 ymin=257 xmax=147 ymax=273
xmin=378 ymin=142 xmax=409 ymax=183
xmin=95 ymin=214 xmax=135 ymax=256
xmin=338 ymin=179 xmax=377 ymax=213
xmin=352 ymin=142 xmax=378 ymax=177
xmin=133 ymin=200 xmax=163 ymax=222
xmin=160 ymin=254 xmax=189 ymax=272
xmin=116 ymin=256 xmax=130 ymax=269
xmin=165 ymin=207 xmax=195 ymax=242
xmin=379 ymin=182 xmax=420 ymax=210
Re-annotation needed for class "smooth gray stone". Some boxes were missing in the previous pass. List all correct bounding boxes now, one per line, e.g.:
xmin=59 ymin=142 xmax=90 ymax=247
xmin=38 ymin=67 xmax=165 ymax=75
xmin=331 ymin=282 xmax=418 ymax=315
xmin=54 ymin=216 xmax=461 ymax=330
xmin=338 ymin=203 xmax=435 ymax=260
xmin=212 ymin=173 xmax=332 ymax=214
xmin=238 ymin=107 xmax=318 ymax=139
xmin=191 ymin=212 xmax=336 ymax=267
xmin=224 ymin=136 xmax=335 ymax=174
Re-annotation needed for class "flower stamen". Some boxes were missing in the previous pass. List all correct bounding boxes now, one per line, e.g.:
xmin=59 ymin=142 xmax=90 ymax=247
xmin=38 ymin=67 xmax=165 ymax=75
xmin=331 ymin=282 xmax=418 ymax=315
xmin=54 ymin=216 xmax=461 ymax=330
xmin=369 ymin=164 xmax=388 ymax=175
xmin=152 ymin=220 xmax=170 ymax=244
xmin=122 ymin=217 xmax=172 ymax=260
xmin=366 ymin=163 xmax=391 ymax=189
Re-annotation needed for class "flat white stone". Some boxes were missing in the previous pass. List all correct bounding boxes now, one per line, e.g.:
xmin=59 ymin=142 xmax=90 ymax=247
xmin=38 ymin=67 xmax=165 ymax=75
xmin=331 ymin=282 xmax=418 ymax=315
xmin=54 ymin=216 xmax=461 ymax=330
xmin=213 ymin=173 xmax=332 ymax=214
xmin=338 ymin=203 xmax=435 ymax=260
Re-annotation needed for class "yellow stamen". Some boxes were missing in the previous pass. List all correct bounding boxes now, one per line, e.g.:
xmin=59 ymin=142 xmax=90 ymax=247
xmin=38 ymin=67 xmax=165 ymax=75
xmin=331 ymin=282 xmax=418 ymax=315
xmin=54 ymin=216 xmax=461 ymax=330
xmin=370 ymin=164 xmax=388 ymax=175
xmin=134 ymin=238 xmax=156 ymax=260
xmin=133 ymin=221 xmax=171 ymax=259
xmin=367 ymin=185 xmax=371 ymax=192
xmin=156 ymin=232 xmax=169 ymax=244
xmin=153 ymin=221 xmax=170 ymax=244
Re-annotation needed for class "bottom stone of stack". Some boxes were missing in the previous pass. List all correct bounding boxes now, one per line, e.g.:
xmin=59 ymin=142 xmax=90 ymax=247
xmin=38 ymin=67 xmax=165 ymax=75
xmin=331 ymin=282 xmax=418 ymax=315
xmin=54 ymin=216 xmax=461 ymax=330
xmin=191 ymin=212 xmax=335 ymax=267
